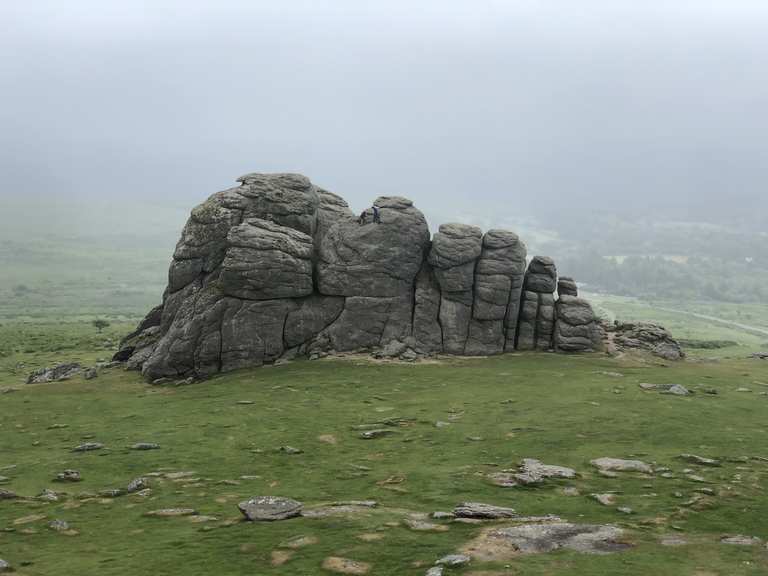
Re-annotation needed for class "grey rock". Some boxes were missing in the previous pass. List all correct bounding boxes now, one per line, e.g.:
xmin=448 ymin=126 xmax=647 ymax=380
xmin=454 ymin=502 xmax=518 ymax=519
xmin=720 ymin=535 xmax=762 ymax=546
xmin=359 ymin=429 xmax=396 ymax=440
xmin=238 ymin=496 xmax=303 ymax=521
xmin=0 ymin=488 xmax=18 ymax=500
xmin=435 ymin=554 xmax=470 ymax=566
xmin=554 ymin=296 xmax=604 ymax=353
xmin=557 ymin=276 xmax=578 ymax=297
xmin=524 ymin=255 xmax=557 ymax=293
xmin=412 ymin=263 xmax=443 ymax=353
xmin=48 ymin=519 xmax=70 ymax=532
xmin=679 ymin=454 xmax=721 ymax=467
xmin=608 ymin=321 xmax=684 ymax=360
xmin=591 ymin=457 xmax=652 ymax=474
xmin=429 ymin=224 xmax=482 ymax=354
xmin=83 ymin=367 xmax=98 ymax=380
xmin=54 ymin=469 xmax=81 ymax=482
xmin=131 ymin=442 xmax=160 ymax=451
xmin=126 ymin=477 xmax=149 ymax=493
xmin=144 ymin=508 xmax=198 ymax=517
xmin=37 ymin=489 xmax=60 ymax=502
xmin=318 ymin=196 xmax=430 ymax=297
xmin=72 ymin=442 xmax=104 ymax=453
xmin=116 ymin=171 xmax=617 ymax=379
xmin=463 ymin=523 xmax=630 ymax=559
xmin=425 ymin=567 xmax=444 ymax=576
xmin=27 ymin=362 xmax=82 ymax=384
xmin=661 ymin=384 xmax=691 ymax=396
xmin=0 ymin=558 xmax=11 ymax=573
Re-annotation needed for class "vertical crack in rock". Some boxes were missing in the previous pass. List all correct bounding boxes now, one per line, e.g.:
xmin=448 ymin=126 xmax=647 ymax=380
xmin=115 ymin=172 xmax=604 ymax=381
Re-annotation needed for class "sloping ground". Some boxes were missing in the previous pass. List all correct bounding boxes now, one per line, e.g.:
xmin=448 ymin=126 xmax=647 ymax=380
xmin=1 ymin=345 xmax=767 ymax=575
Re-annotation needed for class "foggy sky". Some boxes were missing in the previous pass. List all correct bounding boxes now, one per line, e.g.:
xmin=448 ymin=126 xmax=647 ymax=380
xmin=2 ymin=1 xmax=767 ymax=238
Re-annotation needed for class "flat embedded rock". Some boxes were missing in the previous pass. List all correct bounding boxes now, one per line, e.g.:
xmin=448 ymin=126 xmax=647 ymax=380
xmin=454 ymin=502 xmax=518 ymax=519
xmin=462 ymin=523 xmax=630 ymax=560
xmin=27 ymin=363 xmax=82 ymax=384
xmin=591 ymin=457 xmax=652 ymax=474
xmin=238 ymin=496 xmax=303 ymax=521
xmin=72 ymin=442 xmax=104 ymax=452
xmin=679 ymin=454 xmax=721 ymax=467
xmin=321 ymin=556 xmax=371 ymax=575
xmin=145 ymin=508 xmax=198 ymax=518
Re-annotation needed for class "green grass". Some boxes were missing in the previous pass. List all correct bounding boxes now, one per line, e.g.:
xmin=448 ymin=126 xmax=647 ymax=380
xmin=1 ymin=320 xmax=768 ymax=575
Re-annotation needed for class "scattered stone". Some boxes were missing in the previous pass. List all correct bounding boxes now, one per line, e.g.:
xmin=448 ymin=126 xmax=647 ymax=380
xmin=679 ymin=454 xmax=721 ymax=467
xmin=435 ymin=421 xmax=451 ymax=428
xmin=591 ymin=493 xmax=616 ymax=506
xmin=72 ymin=442 xmax=104 ymax=452
xmin=145 ymin=508 xmax=198 ymax=517
xmin=131 ymin=443 xmax=160 ymax=450
xmin=461 ymin=523 xmax=631 ymax=560
xmin=127 ymin=477 xmax=149 ymax=493
xmin=359 ymin=429 xmax=395 ymax=440
xmin=638 ymin=383 xmax=658 ymax=390
xmin=425 ymin=568 xmax=443 ymax=576
xmin=99 ymin=489 xmax=126 ymax=498
xmin=591 ymin=457 xmax=652 ymax=474
xmin=435 ymin=554 xmax=470 ymax=567
xmin=685 ymin=475 xmax=706 ymax=483
xmin=598 ymin=470 xmax=619 ymax=478
xmin=720 ymin=535 xmax=762 ymax=546
xmin=0 ymin=489 xmax=18 ymax=500
xmin=321 ymin=556 xmax=372 ymax=575
xmin=694 ymin=487 xmax=716 ymax=496
xmin=561 ymin=487 xmax=580 ymax=496
xmin=26 ymin=363 xmax=82 ymax=384
xmin=48 ymin=519 xmax=70 ymax=532
xmin=54 ymin=469 xmax=81 ymax=483
xmin=279 ymin=446 xmax=303 ymax=455
xmin=329 ymin=500 xmax=378 ymax=508
xmin=507 ymin=458 xmax=577 ymax=486
xmin=37 ymin=489 xmax=60 ymax=502
xmin=432 ymin=511 xmax=455 ymax=520
xmin=236 ymin=400 xmax=255 ymax=405
xmin=0 ymin=559 xmax=11 ymax=573
xmin=454 ymin=502 xmax=518 ymax=519
xmin=83 ymin=367 xmax=98 ymax=380
xmin=736 ymin=387 xmax=752 ymax=392
xmin=617 ymin=507 xmax=634 ymax=515
xmin=238 ymin=496 xmax=303 ymax=521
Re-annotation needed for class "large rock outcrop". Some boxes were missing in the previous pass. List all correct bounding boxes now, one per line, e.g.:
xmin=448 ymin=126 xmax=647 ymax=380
xmin=116 ymin=172 xmax=611 ymax=381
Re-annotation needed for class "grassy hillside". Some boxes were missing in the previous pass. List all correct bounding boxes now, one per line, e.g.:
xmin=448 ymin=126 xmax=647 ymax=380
xmin=1 ymin=321 xmax=767 ymax=575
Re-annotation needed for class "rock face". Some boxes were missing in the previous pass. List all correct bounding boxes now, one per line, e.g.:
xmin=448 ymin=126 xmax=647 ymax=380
xmin=115 ymin=172 xmax=625 ymax=381
xmin=605 ymin=322 xmax=684 ymax=360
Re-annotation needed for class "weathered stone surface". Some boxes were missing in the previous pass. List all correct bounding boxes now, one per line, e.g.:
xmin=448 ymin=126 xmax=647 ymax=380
xmin=412 ymin=263 xmax=442 ymax=353
xmin=238 ymin=496 xmax=303 ymax=521
xmin=318 ymin=196 xmax=430 ymax=297
xmin=557 ymin=276 xmax=578 ymax=297
xmin=454 ymin=502 xmax=518 ymax=519
xmin=591 ymin=458 xmax=652 ymax=474
xmin=27 ymin=363 xmax=82 ymax=384
xmin=554 ymin=296 xmax=603 ymax=352
xmin=117 ymin=171 xmax=661 ymax=379
xmin=0 ymin=558 xmax=11 ymax=573
xmin=54 ymin=469 xmax=81 ymax=483
xmin=220 ymin=219 xmax=314 ymax=300
xmin=461 ymin=522 xmax=630 ymax=560
xmin=429 ymin=224 xmax=482 ymax=354
xmin=606 ymin=322 xmax=684 ymax=360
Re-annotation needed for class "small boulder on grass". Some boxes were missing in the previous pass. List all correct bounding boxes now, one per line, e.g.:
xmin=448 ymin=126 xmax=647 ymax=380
xmin=238 ymin=496 xmax=303 ymax=521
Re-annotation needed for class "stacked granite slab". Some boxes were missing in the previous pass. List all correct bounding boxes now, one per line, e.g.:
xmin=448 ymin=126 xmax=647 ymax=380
xmin=115 ymin=172 xmax=603 ymax=381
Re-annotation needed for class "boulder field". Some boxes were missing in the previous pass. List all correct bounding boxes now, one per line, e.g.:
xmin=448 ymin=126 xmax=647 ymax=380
xmin=115 ymin=172 xmax=604 ymax=381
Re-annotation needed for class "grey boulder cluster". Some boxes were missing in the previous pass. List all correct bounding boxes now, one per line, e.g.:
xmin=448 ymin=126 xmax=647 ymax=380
xmin=115 ymin=172 xmax=603 ymax=381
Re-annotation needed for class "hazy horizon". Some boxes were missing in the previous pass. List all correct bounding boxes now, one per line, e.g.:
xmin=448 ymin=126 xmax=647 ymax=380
xmin=2 ymin=1 xmax=767 ymax=239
